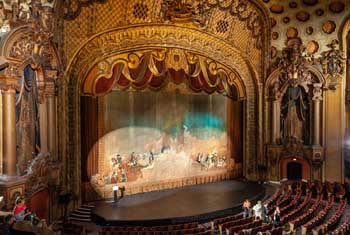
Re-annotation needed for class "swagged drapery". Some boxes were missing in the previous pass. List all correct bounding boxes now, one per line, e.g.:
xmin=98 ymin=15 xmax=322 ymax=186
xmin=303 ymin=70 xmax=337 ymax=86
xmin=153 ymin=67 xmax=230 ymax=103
xmin=82 ymin=49 xmax=240 ymax=99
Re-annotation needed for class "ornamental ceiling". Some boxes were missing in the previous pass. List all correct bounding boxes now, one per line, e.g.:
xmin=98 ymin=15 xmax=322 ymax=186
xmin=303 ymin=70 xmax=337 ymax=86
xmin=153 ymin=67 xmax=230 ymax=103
xmin=262 ymin=0 xmax=350 ymax=59
xmin=0 ymin=0 xmax=348 ymax=74
xmin=60 ymin=0 xmax=268 ymax=75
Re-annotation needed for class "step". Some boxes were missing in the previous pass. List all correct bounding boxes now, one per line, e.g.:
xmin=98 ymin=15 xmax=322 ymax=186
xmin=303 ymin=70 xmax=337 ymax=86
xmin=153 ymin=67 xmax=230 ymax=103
xmin=70 ymin=212 xmax=91 ymax=218
xmin=77 ymin=207 xmax=92 ymax=212
xmin=75 ymin=209 xmax=91 ymax=215
xmin=68 ymin=216 xmax=91 ymax=222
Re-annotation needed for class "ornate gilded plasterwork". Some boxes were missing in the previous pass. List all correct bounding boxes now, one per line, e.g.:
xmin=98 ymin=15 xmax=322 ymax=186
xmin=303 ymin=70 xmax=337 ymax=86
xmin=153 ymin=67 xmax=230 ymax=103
xmin=263 ymin=0 xmax=350 ymax=58
xmin=62 ymin=0 xmax=269 ymax=80
xmin=62 ymin=0 xmax=106 ymax=20
xmin=64 ymin=24 xmax=263 ymax=181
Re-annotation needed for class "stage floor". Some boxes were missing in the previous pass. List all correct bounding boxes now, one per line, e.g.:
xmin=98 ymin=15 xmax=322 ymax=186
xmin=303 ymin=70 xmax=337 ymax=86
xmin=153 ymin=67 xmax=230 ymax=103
xmin=92 ymin=180 xmax=265 ymax=225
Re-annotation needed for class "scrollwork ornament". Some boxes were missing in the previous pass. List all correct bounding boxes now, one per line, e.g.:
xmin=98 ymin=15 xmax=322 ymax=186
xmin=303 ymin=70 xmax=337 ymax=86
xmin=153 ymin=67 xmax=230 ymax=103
xmin=277 ymin=41 xmax=313 ymax=90
xmin=63 ymin=0 xmax=107 ymax=20
xmin=159 ymin=0 xmax=264 ymax=49
xmin=320 ymin=40 xmax=345 ymax=90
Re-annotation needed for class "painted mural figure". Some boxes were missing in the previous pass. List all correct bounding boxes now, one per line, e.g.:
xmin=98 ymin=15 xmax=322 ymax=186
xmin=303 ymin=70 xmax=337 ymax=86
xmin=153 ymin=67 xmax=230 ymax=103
xmin=121 ymin=169 xmax=127 ymax=182
xmin=130 ymin=152 xmax=137 ymax=167
xmin=149 ymin=151 xmax=154 ymax=165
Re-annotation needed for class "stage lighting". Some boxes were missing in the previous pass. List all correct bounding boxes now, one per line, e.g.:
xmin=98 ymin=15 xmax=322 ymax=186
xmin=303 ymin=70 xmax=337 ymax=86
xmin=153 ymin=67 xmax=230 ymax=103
xmin=113 ymin=186 xmax=119 ymax=203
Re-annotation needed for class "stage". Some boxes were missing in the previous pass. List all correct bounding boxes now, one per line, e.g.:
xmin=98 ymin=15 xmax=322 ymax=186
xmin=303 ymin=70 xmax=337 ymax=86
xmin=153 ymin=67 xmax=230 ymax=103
xmin=92 ymin=180 xmax=265 ymax=226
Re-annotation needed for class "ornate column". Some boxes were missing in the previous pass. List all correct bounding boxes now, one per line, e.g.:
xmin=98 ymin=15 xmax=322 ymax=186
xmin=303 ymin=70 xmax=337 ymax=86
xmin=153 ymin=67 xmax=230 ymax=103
xmin=39 ymin=96 xmax=48 ymax=153
xmin=0 ymin=77 xmax=18 ymax=175
xmin=0 ymin=90 xmax=2 ymax=174
xmin=271 ymin=83 xmax=282 ymax=144
xmin=312 ymin=83 xmax=323 ymax=146
xmin=46 ymin=80 xmax=56 ymax=159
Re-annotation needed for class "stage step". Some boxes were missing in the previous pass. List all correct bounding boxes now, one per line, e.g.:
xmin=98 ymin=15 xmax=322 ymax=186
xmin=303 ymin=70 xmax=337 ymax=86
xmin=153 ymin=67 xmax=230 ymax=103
xmin=68 ymin=204 xmax=94 ymax=222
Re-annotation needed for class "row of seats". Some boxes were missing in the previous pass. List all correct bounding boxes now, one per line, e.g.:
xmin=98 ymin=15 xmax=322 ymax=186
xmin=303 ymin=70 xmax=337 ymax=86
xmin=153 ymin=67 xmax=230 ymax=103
xmin=211 ymin=214 xmax=242 ymax=230
xmin=312 ymin=198 xmax=348 ymax=235
xmin=219 ymin=217 xmax=253 ymax=234
xmin=236 ymin=222 xmax=273 ymax=235
xmin=281 ymin=192 xmax=312 ymax=224
xmin=226 ymin=219 xmax=262 ymax=235
xmin=279 ymin=190 xmax=302 ymax=216
xmin=289 ymin=194 xmax=322 ymax=229
xmin=301 ymin=196 xmax=334 ymax=234
xmin=330 ymin=216 xmax=350 ymax=235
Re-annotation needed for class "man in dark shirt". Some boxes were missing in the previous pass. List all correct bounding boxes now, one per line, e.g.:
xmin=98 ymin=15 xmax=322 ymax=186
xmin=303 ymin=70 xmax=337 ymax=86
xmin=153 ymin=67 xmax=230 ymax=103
xmin=1 ymin=214 xmax=15 ymax=235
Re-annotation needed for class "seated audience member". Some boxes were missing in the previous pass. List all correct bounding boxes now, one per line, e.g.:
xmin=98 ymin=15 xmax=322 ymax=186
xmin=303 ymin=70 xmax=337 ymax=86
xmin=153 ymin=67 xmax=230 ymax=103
xmin=262 ymin=204 xmax=269 ymax=223
xmin=272 ymin=206 xmax=281 ymax=227
xmin=1 ymin=214 xmax=15 ymax=235
xmin=13 ymin=197 xmax=30 ymax=221
xmin=242 ymin=199 xmax=251 ymax=218
xmin=252 ymin=200 xmax=263 ymax=220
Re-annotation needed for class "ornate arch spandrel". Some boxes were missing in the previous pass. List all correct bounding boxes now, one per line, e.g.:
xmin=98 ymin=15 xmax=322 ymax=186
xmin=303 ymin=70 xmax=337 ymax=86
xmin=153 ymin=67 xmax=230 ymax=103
xmin=64 ymin=24 xmax=263 ymax=182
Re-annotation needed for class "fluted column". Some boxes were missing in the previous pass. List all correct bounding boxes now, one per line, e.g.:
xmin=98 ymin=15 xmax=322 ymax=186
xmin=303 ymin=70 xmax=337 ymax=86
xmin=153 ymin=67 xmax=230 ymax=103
xmin=271 ymin=84 xmax=282 ymax=144
xmin=2 ymin=88 xmax=17 ymax=175
xmin=312 ymin=83 xmax=323 ymax=146
xmin=46 ymin=81 xmax=57 ymax=159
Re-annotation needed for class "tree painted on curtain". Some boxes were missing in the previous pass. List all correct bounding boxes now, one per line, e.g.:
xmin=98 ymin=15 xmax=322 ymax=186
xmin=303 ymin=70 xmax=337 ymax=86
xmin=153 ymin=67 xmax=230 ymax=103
xmin=16 ymin=65 xmax=40 ymax=175
xmin=93 ymin=91 xmax=234 ymax=185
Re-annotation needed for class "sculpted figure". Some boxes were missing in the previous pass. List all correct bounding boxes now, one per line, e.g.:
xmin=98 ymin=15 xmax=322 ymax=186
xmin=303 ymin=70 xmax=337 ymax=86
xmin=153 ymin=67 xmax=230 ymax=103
xmin=18 ymin=0 xmax=31 ymax=20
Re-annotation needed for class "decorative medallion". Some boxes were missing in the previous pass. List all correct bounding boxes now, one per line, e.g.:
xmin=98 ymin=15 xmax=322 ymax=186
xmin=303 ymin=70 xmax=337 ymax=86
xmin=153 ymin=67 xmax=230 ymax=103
xmin=283 ymin=17 xmax=290 ymax=24
xmin=315 ymin=9 xmax=324 ymax=16
xmin=296 ymin=11 xmax=310 ymax=22
xmin=322 ymin=21 xmax=336 ymax=34
xmin=272 ymin=32 xmax=279 ymax=40
xmin=289 ymin=2 xmax=298 ymax=8
xmin=306 ymin=26 xmax=314 ymax=35
xmin=302 ymin=0 xmax=319 ymax=6
xmin=286 ymin=27 xmax=298 ymax=38
xmin=329 ymin=1 xmax=345 ymax=13
xmin=306 ymin=40 xmax=319 ymax=54
xmin=270 ymin=4 xmax=284 ymax=14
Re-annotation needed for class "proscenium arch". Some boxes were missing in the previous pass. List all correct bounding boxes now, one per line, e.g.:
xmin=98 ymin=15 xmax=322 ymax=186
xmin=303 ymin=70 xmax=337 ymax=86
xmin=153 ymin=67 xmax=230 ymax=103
xmin=64 ymin=24 xmax=263 ymax=196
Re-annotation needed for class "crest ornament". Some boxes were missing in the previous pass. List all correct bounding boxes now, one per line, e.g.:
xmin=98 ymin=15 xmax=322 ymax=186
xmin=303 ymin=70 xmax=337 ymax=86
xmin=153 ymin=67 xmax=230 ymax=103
xmin=320 ymin=40 xmax=345 ymax=90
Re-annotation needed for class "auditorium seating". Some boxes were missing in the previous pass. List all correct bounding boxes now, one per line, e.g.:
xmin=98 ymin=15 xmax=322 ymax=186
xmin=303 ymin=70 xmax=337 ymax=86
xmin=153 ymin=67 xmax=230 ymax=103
xmin=312 ymin=198 xmax=347 ymax=235
xmin=96 ymin=180 xmax=350 ymax=235
xmin=329 ymin=216 xmax=350 ymax=235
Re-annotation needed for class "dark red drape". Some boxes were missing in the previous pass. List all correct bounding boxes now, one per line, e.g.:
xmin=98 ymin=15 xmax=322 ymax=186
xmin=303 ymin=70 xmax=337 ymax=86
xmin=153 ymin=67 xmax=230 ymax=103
xmin=81 ymin=96 xmax=99 ymax=182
